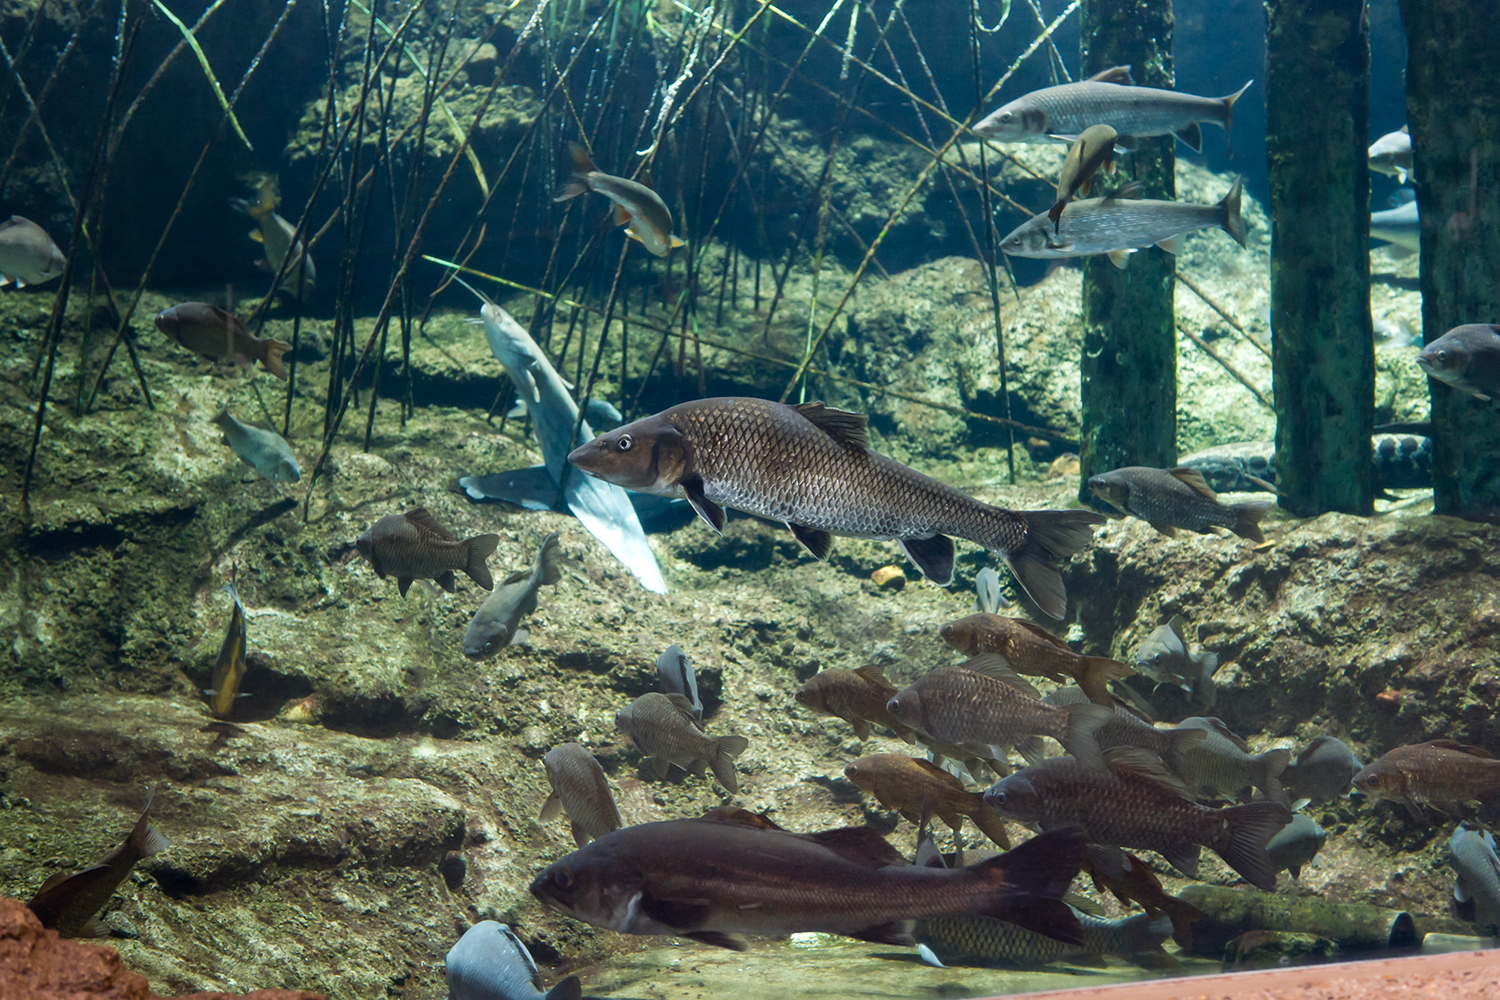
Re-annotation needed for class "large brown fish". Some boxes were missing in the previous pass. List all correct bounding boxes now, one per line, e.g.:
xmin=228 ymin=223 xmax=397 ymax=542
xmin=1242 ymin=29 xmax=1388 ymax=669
xmin=845 ymin=753 xmax=1012 ymax=849
xmin=614 ymin=692 xmax=749 ymax=793
xmin=27 ymin=791 xmax=171 ymax=937
xmin=552 ymin=143 xmax=685 ymax=257
xmin=567 ymin=398 xmax=1104 ymax=619
xmin=1089 ymin=466 xmax=1272 ymax=542
xmin=886 ymin=658 xmax=1112 ymax=772
xmin=540 ymin=743 xmax=623 ymax=848
xmin=1353 ymin=740 xmax=1500 ymax=823
xmin=984 ymin=749 xmax=1292 ymax=891
xmin=796 ymin=665 xmax=917 ymax=743
xmin=153 ymin=302 xmax=291 ymax=380
xmin=529 ymin=808 xmax=1087 ymax=950
xmin=355 ymin=508 xmax=499 ymax=597
xmin=939 ymin=613 xmax=1133 ymax=706
xmin=206 ymin=581 xmax=248 ymax=719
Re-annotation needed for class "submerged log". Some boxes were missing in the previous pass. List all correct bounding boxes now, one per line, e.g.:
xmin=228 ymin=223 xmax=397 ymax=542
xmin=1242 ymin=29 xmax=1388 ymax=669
xmin=1077 ymin=0 xmax=1177 ymax=506
xmin=1265 ymin=0 xmax=1374 ymax=517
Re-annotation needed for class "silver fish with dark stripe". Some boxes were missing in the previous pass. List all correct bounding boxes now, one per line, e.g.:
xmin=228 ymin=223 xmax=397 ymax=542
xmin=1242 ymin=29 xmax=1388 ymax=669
xmin=445 ymin=920 xmax=582 ymax=1000
xmin=655 ymin=644 xmax=703 ymax=721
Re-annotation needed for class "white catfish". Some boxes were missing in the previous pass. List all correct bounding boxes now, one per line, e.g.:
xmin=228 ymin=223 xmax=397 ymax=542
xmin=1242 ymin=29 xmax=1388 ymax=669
xmin=457 ymin=279 xmax=667 ymax=594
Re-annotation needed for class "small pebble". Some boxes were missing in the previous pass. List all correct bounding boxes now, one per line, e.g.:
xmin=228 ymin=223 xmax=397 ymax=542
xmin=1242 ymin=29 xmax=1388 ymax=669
xmin=871 ymin=565 xmax=906 ymax=591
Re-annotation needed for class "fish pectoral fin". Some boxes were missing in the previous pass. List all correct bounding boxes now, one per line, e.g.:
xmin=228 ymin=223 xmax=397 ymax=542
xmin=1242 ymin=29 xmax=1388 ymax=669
xmin=682 ymin=479 xmax=726 ymax=534
xmin=612 ymin=204 xmax=632 ymax=226
xmin=508 ymin=628 xmax=530 ymax=646
xmin=1401 ymin=796 xmax=1426 ymax=823
xmin=539 ymin=791 xmax=563 ymax=822
xmin=898 ymin=535 xmax=955 ymax=586
xmin=1107 ymin=248 xmax=1135 ymax=269
xmin=669 ymin=234 xmax=686 ymax=248
xmin=397 ymin=576 xmax=415 ymax=597
xmin=786 ymin=522 xmax=833 ymax=560
xmin=1156 ymin=233 xmax=1186 ymax=255
xmin=249 ymin=229 xmax=265 ymax=243
xmin=849 ymin=920 xmax=915 ymax=946
xmin=1146 ymin=520 xmax=1178 ymax=537
xmin=685 ymin=931 xmax=749 ymax=951
xmin=917 ymin=943 xmax=947 ymax=968
xmin=1175 ymin=122 xmax=1204 ymax=152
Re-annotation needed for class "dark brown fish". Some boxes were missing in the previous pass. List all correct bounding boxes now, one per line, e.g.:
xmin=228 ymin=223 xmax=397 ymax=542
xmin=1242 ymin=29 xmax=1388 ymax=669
xmin=153 ymin=302 xmax=291 ymax=380
xmin=1352 ymin=740 xmax=1500 ymax=823
xmin=567 ymin=398 xmax=1105 ymax=619
xmin=206 ymin=581 xmax=247 ymax=719
xmin=1416 ymin=324 xmax=1500 ymax=400
xmin=1045 ymin=686 xmax=1205 ymax=773
xmin=27 ymin=791 xmax=171 ymax=937
xmin=529 ymin=808 xmax=1087 ymax=950
xmin=1089 ymin=466 xmax=1272 ymax=542
xmin=939 ymin=613 xmax=1134 ymax=706
xmin=615 ymin=692 xmax=749 ymax=793
xmin=355 ymin=508 xmax=499 ymax=597
xmin=984 ymin=749 xmax=1292 ymax=891
xmin=540 ymin=743 xmax=623 ymax=847
xmin=1082 ymin=844 xmax=1202 ymax=949
xmin=796 ymin=665 xmax=917 ymax=743
xmin=886 ymin=657 xmax=1112 ymax=772
xmin=1049 ymin=125 xmax=1118 ymax=232
xmin=845 ymin=753 xmax=1011 ymax=849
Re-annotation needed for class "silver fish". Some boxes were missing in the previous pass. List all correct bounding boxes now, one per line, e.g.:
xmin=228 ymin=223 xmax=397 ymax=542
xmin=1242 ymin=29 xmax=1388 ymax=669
xmin=1134 ymin=616 xmax=1219 ymax=707
xmin=1368 ymin=126 xmax=1413 ymax=184
xmin=1449 ymin=823 xmax=1500 ymax=939
xmin=0 ymin=215 xmax=65 ymax=288
xmin=973 ymin=565 xmax=1011 ymax=613
xmin=1267 ymin=813 xmax=1327 ymax=879
xmin=615 ymin=692 xmax=748 ymax=793
xmin=1170 ymin=717 xmax=1291 ymax=806
xmin=1370 ymin=200 xmax=1419 ymax=256
xmin=1044 ymin=687 xmax=1205 ymax=773
xmin=540 ymin=743 xmax=623 ymax=848
xmin=463 ymin=532 xmax=561 ymax=659
xmin=1000 ymin=178 xmax=1246 ymax=269
xmin=655 ymin=644 xmax=702 ymax=722
xmin=229 ymin=174 xmax=316 ymax=299
xmin=212 ymin=409 xmax=300 ymax=483
xmin=444 ymin=920 xmax=582 ymax=1000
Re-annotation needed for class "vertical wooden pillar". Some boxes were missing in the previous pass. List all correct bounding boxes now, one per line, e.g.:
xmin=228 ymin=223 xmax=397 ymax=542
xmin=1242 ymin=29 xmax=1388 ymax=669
xmin=1266 ymin=0 xmax=1374 ymax=517
xmin=1399 ymin=0 xmax=1500 ymax=519
xmin=1077 ymin=0 xmax=1177 ymax=506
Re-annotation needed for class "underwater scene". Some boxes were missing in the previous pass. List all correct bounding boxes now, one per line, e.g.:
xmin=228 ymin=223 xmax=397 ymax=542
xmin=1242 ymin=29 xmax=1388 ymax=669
xmin=2 ymin=0 xmax=1498 ymax=998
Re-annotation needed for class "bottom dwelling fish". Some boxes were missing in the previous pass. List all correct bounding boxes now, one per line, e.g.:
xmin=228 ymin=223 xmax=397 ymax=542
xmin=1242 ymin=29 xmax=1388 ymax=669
xmin=529 ymin=808 xmax=1088 ymax=950
xmin=445 ymin=920 xmax=582 ymax=1000
xmin=915 ymin=908 xmax=1172 ymax=970
xmin=1090 ymin=466 xmax=1272 ymax=542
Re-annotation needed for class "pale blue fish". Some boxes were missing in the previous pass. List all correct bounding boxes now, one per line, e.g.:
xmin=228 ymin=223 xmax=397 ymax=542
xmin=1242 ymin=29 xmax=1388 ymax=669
xmin=445 ymin=920 xmax=582 ymax=1000
xmin=656 ymin=643 xmax=702 ymax=721
xmin=212 ymin=409 xmax=300 ymax=483
xmin=1449 ymin=823 xmax=1500 ymax=939
xmin=509 ymin=395 xmax=623 ymax=428
xmin=972 ymin=566 xmax=1012 ymax=614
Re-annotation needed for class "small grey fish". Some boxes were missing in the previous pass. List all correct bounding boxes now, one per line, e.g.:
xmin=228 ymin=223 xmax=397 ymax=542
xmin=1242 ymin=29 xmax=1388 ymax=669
xmin=1267 ymin=813 xmax=1327 ymax=879
xmin=1002 ymin=178 xmax=1246 ymax=269
xmin=974 ymin=66 xmax=1253 ymax=154
xmin=463 ymin=532 xmax=560 ymax=659
xmin=154 ymin=303 xmax=291 ymax=380
xmin=1449 ymin=823 xmax=1500 ymax=938
xmin=916 ymin=907 xmax=1172 ymax=970
xmin=1370 ymin=200 xmax=1419 ymax=256
xmin=973 ymin=565 xmax=1011 ymax=613
xmin=212 ymin=409 xmax=299 ymax=483
xmin=1368 ymin=126 xmax=1413 ymax=184
xmin=1170 ymin=717 xmax=1290 ymax=806
xmin=655 ymin=643 xmax=703 ymax=721
xmin=540 ymin=743 xmax=623 ymax=848
xmin=615 ymin=692 xmax=749 ymax=793
xmin=1417 ymin=324 xmax=1500 ymax=400
xmin=1373 ymin=316 xmax=1421 ymax=349
xmin=1045 ymin=687 xmax=1205 ymax=773
xmin=1049 ymin=125 xmax=1118 ymax=232
xmin=356 ymin=508 xmax=499 ymax=597
xmin=1090 ymin=465 xmax=1272 ymax=542
xmin=26 ymin=790 xmax=171 ymax=938
xmin=0 ymin=215 xmax=65 ymax=288
xmin=445 ymin=920 xmax=582 ymax=1000
xmin=796 ymin=665 xmax=918 ymax=743
xmin=1282 ymin=736 xmax=1365 ymax=805
xmin=229 ymin=173 xmax=316 ymax=299
xmin=552 ymin=143 xmax=684 ymax=257
xmin=1134 ymin=616 xmax=1219 ymax=707
xmin=206 ymin=581 xmax=248 ymax=719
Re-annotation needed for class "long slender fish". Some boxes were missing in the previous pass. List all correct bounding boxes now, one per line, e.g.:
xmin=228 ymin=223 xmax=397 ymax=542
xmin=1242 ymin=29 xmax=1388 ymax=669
xmin=1370 ymin=200 xmax=1419 ymax=255
xmin=567 ymin=397 xmax=1103 ymax=619
xmin=207 ymin=580 xmax=248 ymax=718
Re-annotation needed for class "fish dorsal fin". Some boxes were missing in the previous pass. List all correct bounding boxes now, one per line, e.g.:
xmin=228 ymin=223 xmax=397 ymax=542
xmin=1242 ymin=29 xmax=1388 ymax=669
xmin=1400 ymin=125 xmax=1409 ymax=134
xmin=1101 ymin=181 xmax=1144 ymax=202
xmin=1168 ymin=467 xmax=1218 ymax=500
xmin=959 ymin=655 xmax=1042 ymax=699
xmin=403 ymin=507 xmax=455 ymax=541
xmin=853 ymin=664 xmax=897 ymax=694
xmin=1199 ymin=717 xmax=1252 ymax=753
xmin=1165 ymin=615 xmax=1191 ymax=646
xmin=1090 ymin=65 xmax=1135 ymax=86
xmin=1011 ymin=618 xmax=1074 ymax=651
xmin=1297 ymin=735 xmax=1335 ymax=765
xmin=1428 ymin=739 xmax=1495 ymax=760
xmin=535 ymin=532 xmax=563 ymax=586
xmin=907 ymin=756 xmax=964 ymax=787
xmin=663 ymin=692 xmax=702 ymax=726
xmin=640 ymin=168 xmax=655 ymax=190
xmin=34 ymin=869 xmax=78 ymax=896
xmin=1106 ymin=747 xmax=1190 ymax=793
xmin=697 ymin=806 xmax=785 ymax=830
xmin=807 ymin=826 xmax=906 ymax=867
xmin=793 ymin=401 xmax=869 ymax=452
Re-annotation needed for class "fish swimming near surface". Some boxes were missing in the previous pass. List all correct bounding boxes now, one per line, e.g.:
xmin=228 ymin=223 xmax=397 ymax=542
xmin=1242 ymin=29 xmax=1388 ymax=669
xmin=529 ymin=807 xmax=1088 ymax=950
xmin=1448 ymin=823 xmax=1500 ymax=938
xmin=984 ymin=748 xmax=1292 ymax=891
xmin=655 ymin=644 xmax=703 ymax=722
xmin=1416 ymin=324 xmax=1500 ymax=401
xmin=453 ymin=279 xmax=666 ymax=594
xmin=1134 ymin=616 xmax=1220 ymax=707
xmin=1044 ymin=687 xmax=1205 ymax=773
xmin=973 ymin=565 xmax=1011 ymax=612
xmin=1089 ymin=465 xmax=1272 ymax=542
xmin=1368 ymin=126 xmax=1413 ymax=184
xmin=615 ymin=692 xmax=749 ymax=793
xmin=154 ymin=303 xmax=291 ymax=380
xmin=1370 ymin=200 xmax=1419 ymax=256
xmin=356 ymin=508 xmax=499 ymax=597
xmin=463 ymin=532 xmax=561 ymax=659
xmin=1001 ymin=178 xmax=1246 ymax=269
xmin=0 ymin=215 xmax=65 ymax=288
xmin=27 ymin=790 xmax=171 ymax=938
xmin=540 ymin=743 xmax=623 ymax=848
xmin=206 ymin=580 xmax=249 ymax=718
xmin=1166 ymin=718 xmax=1291 ymax=806
xmin=939 ymin=613 xmax=1134 ymax=706
xmin=796 ymin=665 xmax=917 ymax=743
xmin=1049 ymin=125 xmax=1118 ymax=232
xmin=1352 ymin=740 xmax=1500 ymax=823
xmin=1282 ymin=736 xmax=1365 ymax=805
xmin=444 ymin=920 xmax=582 ymax=1000
xmin=229 ymin=173 xmax=316 ymax=299
xmin=844 ymin=753 xmax=1012 ymax=849
xmin=552 ymin=143 xmax=685 ymax=257
xmin=974 ymin=66 xmax=1252 ymax=154
xmin=566 ymin=397 xmax=1104 ymax=619
xmin=1267 ymin=813 xmax=1327 ymax=879
xmin=915 ymin=907 xmax=1173 ymax=970
xmin=212 ymin=408 xmax=300 ymax=483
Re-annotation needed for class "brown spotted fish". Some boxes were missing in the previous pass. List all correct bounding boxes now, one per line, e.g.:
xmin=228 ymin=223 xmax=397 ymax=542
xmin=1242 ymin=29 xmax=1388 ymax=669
xmin=939 ymin=613 xmax=1133 ymax=706
xmin=355 ymin=508 xmax=499 ymax=597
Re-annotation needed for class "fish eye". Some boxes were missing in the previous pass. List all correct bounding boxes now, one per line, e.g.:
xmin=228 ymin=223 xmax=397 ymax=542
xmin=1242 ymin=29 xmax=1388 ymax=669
xmin=1436 ymin=350 xmax=1449 ymax=365
xmin=483 ymin=641 xmax=494 ymax=653
xmin=616 ymin=434 xmax=634 ymax=452
xmin=939 ymin=624 xmax=953 ymax=638
xmin=999 ymin=113 xmax=1013 ymax=124
xmin=1363 ymin=775 xmax=1380 ymax=789
xmin=794 ymin=690 xmax=807 ymax=704
xmin=553 ymin=870 xmax=572 ymax=889
xmin=1152 ymin=652 xmax=1163 ymax=663
xmin=990 ymin=790 xmax=1007 ymax=805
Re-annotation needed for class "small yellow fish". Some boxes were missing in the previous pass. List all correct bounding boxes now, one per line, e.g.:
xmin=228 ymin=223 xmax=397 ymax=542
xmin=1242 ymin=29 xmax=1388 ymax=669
xmin=207 ymin=581 xmax=247 ymax=718
xmin=552 ymin=143 xmax=685 ymax=257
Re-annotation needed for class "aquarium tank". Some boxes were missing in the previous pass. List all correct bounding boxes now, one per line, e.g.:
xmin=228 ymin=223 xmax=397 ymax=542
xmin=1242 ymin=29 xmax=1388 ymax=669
xmin=2 ymin=1 xmax=1498 ymax=998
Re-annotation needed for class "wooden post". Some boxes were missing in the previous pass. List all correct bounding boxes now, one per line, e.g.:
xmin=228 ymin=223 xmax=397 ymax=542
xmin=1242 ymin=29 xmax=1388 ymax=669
xmin=1399 ymin=0 xmax=1500 ymax=519
xmin=1077 ymin=0 xmax=1177 ymax=506
xmin=1266 ymin=0 xmax=1374 ymax=517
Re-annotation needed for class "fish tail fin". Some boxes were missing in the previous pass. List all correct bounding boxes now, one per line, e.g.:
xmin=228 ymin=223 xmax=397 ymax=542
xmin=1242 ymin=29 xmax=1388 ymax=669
xmin=1127 ymin=911 xmax=1175 ymax=955
xmin=261 ymin=338 xmax=292 ymax=381
xmin=1163 ymin=895 xmax=1204 ymax=950
xmin=1258 ymin=747 xmax=1293 ymax=806
xmin=545 ymin=975 xmax=584 ymax=1000
xmin=1077 ymin=656 xmax=1134 ymax=706
xmin=1220 ymin=176 xmax=1247 ymax=248
xmin=553 ymin=142 xmax=595 ymax=201
xmin=972 ymin=826 xmax=1087 ymax=944
xmin=1002 ymin=509 xmax=1107 ymax=620
xmin=1215 ymin=801 xmax=1292 ymax=892
xmin=464 ymin=534 xmax=502 ymax=590
xmin=1061 ymin=703 xmax=1113 ymax=772
xmin=1229 ymin=496 xmax=1273 ymax=542
xmin=537 ymin=531 xmax=563 ymax=586
xmin=710 ymin=734 xmax=750 ymax=793
xmin=1221 ymin=79 xmax=1254 ymax=141
xmin=131 ymin=795 xmax=172 ymax=857
xmin=967 ymin=803 xmax=1012 ymax=849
